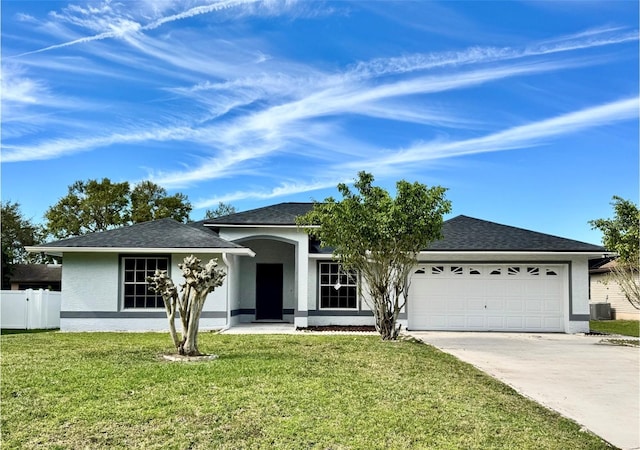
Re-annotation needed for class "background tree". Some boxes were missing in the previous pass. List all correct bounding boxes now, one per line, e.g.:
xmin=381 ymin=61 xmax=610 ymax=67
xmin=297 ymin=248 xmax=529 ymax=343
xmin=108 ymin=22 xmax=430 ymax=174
xmin=297 ymin=172 xmax=451 ymax=340
xmin=131 ymin=181 xmax=192 ymax=223
xmin=205 ymin=202 xmax=236 ymax=219
xmin=1 ymin=202 xmax=46 ymax=288
xmin=45 ymin=178 xmax=192 ymax=238
xmin=45 ymin=178 xmax=130 ymax=238
xmin=589 ymin=196 xmax=640 ymax=309
xmin=147 ymin=255 xmax=225 ymax=356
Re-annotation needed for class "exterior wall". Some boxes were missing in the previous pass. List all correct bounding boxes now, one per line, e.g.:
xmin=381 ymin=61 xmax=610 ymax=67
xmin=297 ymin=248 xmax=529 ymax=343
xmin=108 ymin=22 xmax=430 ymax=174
xmin=306 ymin=256 xmax=377 ymax=327
xmin=590 ymin=272 xmax=640 ymax=320
xmin=218 ymin=227 xmax=309 ymax=327
xmin=60 ymin=251 xmax=228 ymax=332
xmin=235 ymin=239 xmax=295 ymax=323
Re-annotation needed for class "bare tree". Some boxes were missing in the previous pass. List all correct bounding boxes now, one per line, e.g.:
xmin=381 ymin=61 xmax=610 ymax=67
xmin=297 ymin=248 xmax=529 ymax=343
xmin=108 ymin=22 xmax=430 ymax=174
xmin=147 ymin=255 xmax=225 ymax=356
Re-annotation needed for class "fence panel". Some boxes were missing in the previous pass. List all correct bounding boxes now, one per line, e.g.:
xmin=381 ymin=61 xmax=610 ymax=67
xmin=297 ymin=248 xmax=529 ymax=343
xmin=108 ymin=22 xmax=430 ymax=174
xmin=1 ymin=289 xmax=61 ymax=329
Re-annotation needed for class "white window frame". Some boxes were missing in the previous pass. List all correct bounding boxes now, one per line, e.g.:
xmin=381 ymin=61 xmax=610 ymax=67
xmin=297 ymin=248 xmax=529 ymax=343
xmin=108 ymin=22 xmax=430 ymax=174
xmin=318 ymin=262 xmax=359 ymax=310
xmin=121 ymin=255 xmax=170 ymax=309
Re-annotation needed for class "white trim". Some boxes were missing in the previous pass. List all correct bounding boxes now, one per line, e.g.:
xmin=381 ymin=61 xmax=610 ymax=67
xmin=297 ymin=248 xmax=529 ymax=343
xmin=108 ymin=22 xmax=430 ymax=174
xmin=419 ymin=251 xmax=612 ymax=257
xmin=26 ymin=246 xmax=256 ymax=257
xmin=205 ymin=224 xmax=301 ymax=229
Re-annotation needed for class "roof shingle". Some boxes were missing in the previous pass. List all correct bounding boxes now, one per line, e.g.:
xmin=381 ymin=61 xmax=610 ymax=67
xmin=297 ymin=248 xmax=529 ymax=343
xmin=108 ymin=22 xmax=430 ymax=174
xmin=33 ymin=218 xmax=243 ymax=249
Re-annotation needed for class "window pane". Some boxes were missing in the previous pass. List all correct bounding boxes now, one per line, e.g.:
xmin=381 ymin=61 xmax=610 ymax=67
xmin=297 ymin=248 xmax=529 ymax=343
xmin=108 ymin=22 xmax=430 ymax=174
xmin=122 ymin=256 xmax=169 ymax=309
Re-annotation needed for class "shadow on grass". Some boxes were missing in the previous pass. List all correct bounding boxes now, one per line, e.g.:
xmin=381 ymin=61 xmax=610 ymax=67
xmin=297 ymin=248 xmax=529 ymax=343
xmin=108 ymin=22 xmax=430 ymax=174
xmin=1 ymin=328 xmax=59 ymax=335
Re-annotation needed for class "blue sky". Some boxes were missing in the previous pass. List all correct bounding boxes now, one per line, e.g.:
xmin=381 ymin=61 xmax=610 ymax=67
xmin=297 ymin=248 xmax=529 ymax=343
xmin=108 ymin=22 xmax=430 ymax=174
xmin=1 ymin=0 xmax=638 ymax=245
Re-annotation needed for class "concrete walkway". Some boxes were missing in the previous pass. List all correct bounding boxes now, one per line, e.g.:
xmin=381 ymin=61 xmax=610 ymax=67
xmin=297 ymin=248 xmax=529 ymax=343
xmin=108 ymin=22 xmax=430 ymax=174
xmin=410 ymin=332 xmax=640 ymax=450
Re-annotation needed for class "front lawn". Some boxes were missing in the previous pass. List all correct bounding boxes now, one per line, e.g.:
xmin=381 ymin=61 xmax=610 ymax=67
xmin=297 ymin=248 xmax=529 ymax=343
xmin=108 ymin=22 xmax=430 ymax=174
xmin=590 ymin=319 xmax=640 ymax=337
xmin=1 ymin=332 xmax=610 ymax=449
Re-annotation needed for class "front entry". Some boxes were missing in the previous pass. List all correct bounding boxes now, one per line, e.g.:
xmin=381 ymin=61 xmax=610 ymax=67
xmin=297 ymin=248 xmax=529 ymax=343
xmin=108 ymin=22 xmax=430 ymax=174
xmin=255 ymin=264 xmax=283 ymax=320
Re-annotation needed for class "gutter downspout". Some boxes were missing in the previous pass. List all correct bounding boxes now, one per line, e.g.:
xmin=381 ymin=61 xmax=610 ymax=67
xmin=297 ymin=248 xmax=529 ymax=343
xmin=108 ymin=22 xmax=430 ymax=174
xmin=222 ymin=252 xmax=231 ymax=332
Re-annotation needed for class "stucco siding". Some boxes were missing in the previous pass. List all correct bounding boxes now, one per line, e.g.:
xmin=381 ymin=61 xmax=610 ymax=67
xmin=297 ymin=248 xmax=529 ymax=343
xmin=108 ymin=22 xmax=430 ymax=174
xmin=590 ymin=272 xmax=640 ymax=320
xmin=63 ymin=253 xmax=119 ymax=312
xmin=60 ymin=251 xmax=229 ymax=331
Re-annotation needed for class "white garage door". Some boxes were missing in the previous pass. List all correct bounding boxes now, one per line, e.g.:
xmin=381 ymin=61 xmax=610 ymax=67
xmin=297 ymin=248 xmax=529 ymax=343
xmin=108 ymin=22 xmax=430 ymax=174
xmin=408 ymin=264 xmax=566 ymax=332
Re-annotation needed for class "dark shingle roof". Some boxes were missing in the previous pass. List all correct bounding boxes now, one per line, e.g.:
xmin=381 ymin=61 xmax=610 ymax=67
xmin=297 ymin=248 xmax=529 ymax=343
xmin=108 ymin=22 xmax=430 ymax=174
xmin=206 ymin=202 xmax=314 ymax=226
xmin=9 ymin=264 xmax=62 ymax=283
xmin=209 ymin=203 xmax=604 ymax=252
xmin=427 ymin=215 xmax=604 ymax=252
xmin=33 ymin=218 xmax=243 ymax=249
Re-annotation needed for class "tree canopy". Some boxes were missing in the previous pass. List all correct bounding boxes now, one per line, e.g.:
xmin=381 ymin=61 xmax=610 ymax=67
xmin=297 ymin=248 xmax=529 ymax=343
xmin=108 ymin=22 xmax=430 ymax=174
xmin=297 ymin=171 xmax=451 ymax=340
xmin=589 ymin=196 xmax=640 ymax=309
xmin=45 ymin=178 xmax=192 ymax=239
xmin=589 ymin=196 xmax=639 ymax=264
xmin=1 ymin=202 xmax=46 ymax=288
xmin=205 ymin=202 xmax=237 ymax=219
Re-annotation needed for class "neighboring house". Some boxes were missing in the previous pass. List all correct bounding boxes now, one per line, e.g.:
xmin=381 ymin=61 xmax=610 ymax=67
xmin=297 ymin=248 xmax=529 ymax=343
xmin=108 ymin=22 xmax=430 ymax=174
xmin=7 ymin=264 xmax=62 ymax=291
xmin=28 ymin=202 xmax=607 ymax=333
xmin=589 ymin=258 xmax=640 ymax=320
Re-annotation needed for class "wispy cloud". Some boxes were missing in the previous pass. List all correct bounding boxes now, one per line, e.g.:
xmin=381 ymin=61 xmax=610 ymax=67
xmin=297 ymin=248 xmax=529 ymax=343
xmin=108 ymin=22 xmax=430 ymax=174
xmin=349 ymin=97 xmax=639 ymax=170
xmin=194 ymin=178 xmax=345 ymax=207
xmin=11 ymin=0 xmax=293 ymax=58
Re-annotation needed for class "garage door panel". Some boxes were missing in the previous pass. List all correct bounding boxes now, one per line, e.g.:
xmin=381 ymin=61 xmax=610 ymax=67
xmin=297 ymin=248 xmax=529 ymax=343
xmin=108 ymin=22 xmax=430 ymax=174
xmin=409 ymin=264 xmax=565 ymax=332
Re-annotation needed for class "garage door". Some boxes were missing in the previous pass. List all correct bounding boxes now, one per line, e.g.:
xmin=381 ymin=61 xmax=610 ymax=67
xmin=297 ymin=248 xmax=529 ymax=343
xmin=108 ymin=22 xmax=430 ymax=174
xmin=408 ymin=264 xmax=565 ymax=332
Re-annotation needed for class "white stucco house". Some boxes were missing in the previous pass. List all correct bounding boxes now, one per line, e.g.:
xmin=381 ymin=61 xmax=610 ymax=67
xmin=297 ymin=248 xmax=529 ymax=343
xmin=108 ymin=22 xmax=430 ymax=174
xmin=29 ymin=202 xmax=608 ymax=333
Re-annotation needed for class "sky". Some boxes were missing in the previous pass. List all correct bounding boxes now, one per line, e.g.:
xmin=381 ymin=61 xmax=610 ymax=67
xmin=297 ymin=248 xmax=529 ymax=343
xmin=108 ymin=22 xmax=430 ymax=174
xmin=1 ymin=0 xmax=638 ymax=245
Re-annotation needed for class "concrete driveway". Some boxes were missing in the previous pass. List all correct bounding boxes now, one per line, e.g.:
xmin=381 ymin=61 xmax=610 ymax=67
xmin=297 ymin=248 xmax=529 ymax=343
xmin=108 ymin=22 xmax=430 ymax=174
xmin=410 ymin=332 xmax=640 ymax=450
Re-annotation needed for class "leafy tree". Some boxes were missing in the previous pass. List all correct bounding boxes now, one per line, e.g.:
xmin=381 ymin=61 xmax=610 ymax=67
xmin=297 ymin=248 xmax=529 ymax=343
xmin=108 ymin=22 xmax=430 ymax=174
xmin=205 ymin=202 xmax=237 ymax=219
xmin=147 ymin=255 xmax=225 ymax=356
xmin=45 ymin=178 xmax=130 ymax=238
xmin=297 ymin=172 xmax=451 ymax=340
xmin=45 ymin=178 xmax=192 ymax=238
xmin=589 ymin=196 xmax=640 ymax=309
xmin=131 ymin=181 xmax=191 ymax=223
xmin=1 ymin=202 xmax=45 ymax=288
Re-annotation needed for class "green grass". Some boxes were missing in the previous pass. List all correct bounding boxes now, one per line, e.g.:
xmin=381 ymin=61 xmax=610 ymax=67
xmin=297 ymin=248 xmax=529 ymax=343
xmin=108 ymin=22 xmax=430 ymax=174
xmin=1 ymin=332 xmax=611 ymax=449
xmin=590 ymin=319 xmax=640 ymax=337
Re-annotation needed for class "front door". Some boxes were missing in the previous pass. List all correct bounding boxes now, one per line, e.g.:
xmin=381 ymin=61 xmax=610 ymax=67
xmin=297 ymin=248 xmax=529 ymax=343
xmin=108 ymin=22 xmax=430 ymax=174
xmin=255 ymin=264 xmax=283 ymax=320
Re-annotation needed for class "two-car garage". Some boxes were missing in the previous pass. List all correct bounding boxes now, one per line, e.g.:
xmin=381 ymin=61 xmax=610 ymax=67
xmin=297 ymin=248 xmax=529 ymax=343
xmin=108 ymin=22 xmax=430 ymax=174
xmin=408 ymin=263 xmax=567 ymax=332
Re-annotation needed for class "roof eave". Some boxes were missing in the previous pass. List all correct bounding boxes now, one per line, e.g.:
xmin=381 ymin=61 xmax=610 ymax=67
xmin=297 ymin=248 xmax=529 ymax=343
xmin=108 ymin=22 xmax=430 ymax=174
xmin=25 ymin=246 xmax=256 ymax=257
xmin=419 ymin=250 xmax=613 ymax=257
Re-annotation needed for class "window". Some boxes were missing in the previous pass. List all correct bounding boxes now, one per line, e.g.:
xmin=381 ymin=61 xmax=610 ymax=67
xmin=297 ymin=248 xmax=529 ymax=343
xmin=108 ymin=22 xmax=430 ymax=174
xmin=469 ymin=268 xmax=481 ymax=275
xmin=319 ymin=262 xmax=358 ymax=309
xmin=508 ymin=266 xmax=520 ymax=275
xmin=431 ymin=266 xmax=444 ymax=275
xmin=451 ymin=266 xmax=463 ymax=275
xmin=527 ymin=267 xmax=540 ymax=276
xmin=122 ymin=256 xmax=169 ymax=308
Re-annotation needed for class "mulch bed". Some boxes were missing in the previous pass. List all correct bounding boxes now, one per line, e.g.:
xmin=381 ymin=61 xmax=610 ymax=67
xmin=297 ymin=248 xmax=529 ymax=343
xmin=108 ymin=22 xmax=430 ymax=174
xmin=298 ymin=325 xmax=377 ymax=332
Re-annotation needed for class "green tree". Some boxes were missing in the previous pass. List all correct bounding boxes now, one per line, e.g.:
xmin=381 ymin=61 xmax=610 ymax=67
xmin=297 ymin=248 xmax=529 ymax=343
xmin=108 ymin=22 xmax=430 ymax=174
xmin=297 ymin=172 xmax=451 ymax=340
xmin=205 ymin=202 xmax=236 ymax=219
xmin=131 ymin=181 xmax=192 ymax=223
xmin=45 ymin=178 xmax=130 ymax=238
xmin=45 ymin=179 xmax=192 ymax=238
xmin=1 ymin=202 xmax=45 ymax=288
xmin=589 ymin=196 xmax=640 ymax=309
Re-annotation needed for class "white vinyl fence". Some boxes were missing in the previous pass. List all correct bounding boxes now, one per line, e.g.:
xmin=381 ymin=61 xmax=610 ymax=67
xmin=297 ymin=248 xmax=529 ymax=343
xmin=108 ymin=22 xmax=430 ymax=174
xmin=1 ymin=289 xmax=61 ymax=329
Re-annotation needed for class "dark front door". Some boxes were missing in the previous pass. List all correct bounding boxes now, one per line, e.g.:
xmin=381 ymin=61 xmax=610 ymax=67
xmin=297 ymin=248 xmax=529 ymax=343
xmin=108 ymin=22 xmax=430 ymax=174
xmin=255 ymin=264 xmax=283 ymax=320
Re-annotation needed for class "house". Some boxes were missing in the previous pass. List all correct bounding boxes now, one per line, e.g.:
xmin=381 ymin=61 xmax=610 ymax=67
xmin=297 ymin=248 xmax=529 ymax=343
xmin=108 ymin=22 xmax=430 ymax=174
xmin=7 ymin=264 xmax=62 ymax=291
xmin=589 ymin=258 xmax=640 ymax=320
xmin=28 ymin=202 xmax=608 ymax=333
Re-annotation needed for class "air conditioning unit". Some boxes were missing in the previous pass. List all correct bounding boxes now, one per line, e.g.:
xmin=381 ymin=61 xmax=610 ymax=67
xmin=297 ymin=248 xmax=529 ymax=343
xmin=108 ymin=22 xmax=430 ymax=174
xmin=590 ymin=303 xmax=611 ymax=320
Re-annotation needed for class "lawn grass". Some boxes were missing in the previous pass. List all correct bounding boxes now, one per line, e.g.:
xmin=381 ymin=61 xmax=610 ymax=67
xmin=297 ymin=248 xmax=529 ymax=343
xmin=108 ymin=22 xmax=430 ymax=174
xmin=590 ymin=319 xmax=640 ymax=337
xmin=1 ymin=332 xmax=611 ymax=449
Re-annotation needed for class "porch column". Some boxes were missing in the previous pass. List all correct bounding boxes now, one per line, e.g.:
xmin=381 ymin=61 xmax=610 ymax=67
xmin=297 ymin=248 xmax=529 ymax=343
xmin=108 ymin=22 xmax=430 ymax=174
xmin=294 ymin=235 xmax=309 ymax=328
